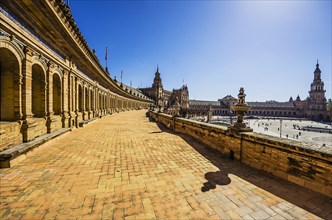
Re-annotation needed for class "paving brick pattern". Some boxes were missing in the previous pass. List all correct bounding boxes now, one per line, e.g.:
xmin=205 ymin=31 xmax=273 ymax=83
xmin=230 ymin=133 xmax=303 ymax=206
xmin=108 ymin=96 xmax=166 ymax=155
xmin=1 ymin=110 xmax=331 ymax=219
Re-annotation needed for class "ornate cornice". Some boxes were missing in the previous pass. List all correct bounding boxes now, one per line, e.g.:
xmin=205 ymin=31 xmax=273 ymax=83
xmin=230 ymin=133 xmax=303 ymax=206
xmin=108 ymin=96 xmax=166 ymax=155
xmin=49 ymin=0 xmax=101 ymax=73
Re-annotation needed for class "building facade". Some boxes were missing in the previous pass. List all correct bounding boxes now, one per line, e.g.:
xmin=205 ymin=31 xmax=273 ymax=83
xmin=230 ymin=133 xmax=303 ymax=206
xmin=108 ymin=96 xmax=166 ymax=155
xmin=187 ymin=62 xmax=331 ymax=122
xmin=140 ymin=67 xmax=190 ymax=111
xmin=0 ymin=1 xmax=152 ymax=151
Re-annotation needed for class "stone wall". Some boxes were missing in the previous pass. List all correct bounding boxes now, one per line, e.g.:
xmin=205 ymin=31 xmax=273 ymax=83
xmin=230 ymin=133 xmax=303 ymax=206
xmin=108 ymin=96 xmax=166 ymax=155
xmin=150 ymin=111 xmax=332 ymax=197
xmin=0 ymin=122 xmax=22 ymax=152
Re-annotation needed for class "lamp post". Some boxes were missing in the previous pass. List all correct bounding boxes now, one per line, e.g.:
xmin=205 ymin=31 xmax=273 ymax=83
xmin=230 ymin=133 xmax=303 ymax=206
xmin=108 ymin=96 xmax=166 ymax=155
xmin=280 ymin=119 xmax=282 ymax=138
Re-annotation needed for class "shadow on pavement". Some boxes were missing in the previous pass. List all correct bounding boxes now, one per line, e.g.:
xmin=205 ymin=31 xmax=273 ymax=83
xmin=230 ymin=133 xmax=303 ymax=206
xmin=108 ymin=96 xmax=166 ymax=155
xmin=201 ymin=171 xmax=231 ymax=192
xmin=154 ymin=121 xmax=332 ymax=219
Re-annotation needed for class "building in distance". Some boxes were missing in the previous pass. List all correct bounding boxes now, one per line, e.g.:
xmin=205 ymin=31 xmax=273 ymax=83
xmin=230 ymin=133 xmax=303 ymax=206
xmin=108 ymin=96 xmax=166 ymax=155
xmin=187 ymin=62 xmax=331 ymax=122
xmin=139 ymin=67 xmax=189 ymax=112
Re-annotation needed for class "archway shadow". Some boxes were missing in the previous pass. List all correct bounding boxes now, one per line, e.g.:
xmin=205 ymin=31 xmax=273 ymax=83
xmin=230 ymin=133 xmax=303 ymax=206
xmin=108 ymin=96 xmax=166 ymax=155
xmin=153 ymin=120 xmax=332 ymax=219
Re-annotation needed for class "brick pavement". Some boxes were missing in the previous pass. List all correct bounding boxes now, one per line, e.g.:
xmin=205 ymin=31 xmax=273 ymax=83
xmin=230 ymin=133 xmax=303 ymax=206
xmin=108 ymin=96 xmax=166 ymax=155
xmin=0 ymin=110 xmax=331 ymax=219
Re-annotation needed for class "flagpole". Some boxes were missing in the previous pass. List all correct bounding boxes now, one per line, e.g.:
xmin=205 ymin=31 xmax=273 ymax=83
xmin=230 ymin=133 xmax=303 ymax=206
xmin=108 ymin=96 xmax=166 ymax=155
xmin=105 ymin=46 xmax=108 ymax=69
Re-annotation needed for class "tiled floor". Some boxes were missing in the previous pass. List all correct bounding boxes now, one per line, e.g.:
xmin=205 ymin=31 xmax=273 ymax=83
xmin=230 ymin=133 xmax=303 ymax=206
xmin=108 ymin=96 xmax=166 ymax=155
xmin=0 ymin=110 xmax=331 ymax=219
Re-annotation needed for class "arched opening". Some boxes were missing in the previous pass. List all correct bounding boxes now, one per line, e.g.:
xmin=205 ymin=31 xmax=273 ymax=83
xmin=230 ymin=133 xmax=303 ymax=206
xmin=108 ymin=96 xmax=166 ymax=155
xmin=98 ymin=94 xmax=101 ymax=109
xmin=100 ymin=94 xmax=102 ymax=109
xmin=53 ymin=73 xmax=61 ymax=115
xmin=85 ymin=87 xmax=89 ymax=110
xmin=0 ymin=48 xmax=19 ymax=121
xmin=32 ymin=64 xmax=46 ymax=117
xmin=90 ymin=90 xmax=94 ymax=111
xmin=78 ymin=84 xmax=83 ymax=111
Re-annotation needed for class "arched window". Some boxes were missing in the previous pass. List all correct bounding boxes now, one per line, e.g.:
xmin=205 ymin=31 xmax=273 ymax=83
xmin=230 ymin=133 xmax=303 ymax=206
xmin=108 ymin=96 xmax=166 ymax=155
xmin=0 ymin=48 xmax=19 ymax=121
xmin=78 ymin=84 xmax=83 ymax=111
xmin=53 ymin=73 xmax=61 ymax=115
xmin=99 ymin=94 xmax=102 ymax=109
xmin=85 ymin=87 xmax=89 ymax=110
xmin=90 ymin=90 xmax=94 ymax=110
xmin=32 ymin=64 xmax=46 ymax=117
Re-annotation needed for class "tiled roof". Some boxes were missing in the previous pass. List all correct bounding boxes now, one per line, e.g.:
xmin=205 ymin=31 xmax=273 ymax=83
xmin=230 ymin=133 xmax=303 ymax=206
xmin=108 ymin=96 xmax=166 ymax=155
xmin=247 ymin=101 xmax=294 ymax=108
xmin=189 ymin=100 xmax=220 ymax=106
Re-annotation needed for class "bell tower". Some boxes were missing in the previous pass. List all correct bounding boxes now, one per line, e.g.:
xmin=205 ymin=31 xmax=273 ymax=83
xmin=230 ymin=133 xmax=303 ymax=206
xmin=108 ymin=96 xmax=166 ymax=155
xmin=308 ymin=61 xmax=326 ymax=111
xmin=152 ymin=66 xmax=163 ymax=106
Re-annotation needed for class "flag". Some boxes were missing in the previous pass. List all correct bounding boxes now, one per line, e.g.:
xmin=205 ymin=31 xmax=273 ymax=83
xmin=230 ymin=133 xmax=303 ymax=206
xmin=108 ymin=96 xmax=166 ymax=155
xmin=105 ymin=47 xmax=108 ymax=61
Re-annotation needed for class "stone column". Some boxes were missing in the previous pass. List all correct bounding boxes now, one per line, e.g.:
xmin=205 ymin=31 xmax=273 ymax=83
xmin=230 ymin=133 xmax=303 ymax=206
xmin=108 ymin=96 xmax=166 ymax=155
xmin=21 ymin=46 xmax=35 ymax=142
xmin=62 ymin=69 xmax=70 ymax=127
xmin=46 ymin=61 xmax=54 ymax=117
xmin=98 ymin=89 xmax=102 ymax=117
xmin=94 ymin=90 xmax=97 ymax=117
xmin=46 ymin=61 xmax=55 ymax=133
xmin=90 ymin=87 xmax=94 ymax=118
xmin=97 ymin=90 xmax=100 ymax=116
xmin=74 ymin=77 xmax=79 ymax=127
xmin=108 ymin=94 xmax=111 ymax=113
xmin=67 ymin=71 xmax=74 ymax=127
xmin=82 ymin=82 xmax=86 ymax=120
xmin=22 ymin=46 xmax=34 ymax=119
xmin=95 ymin=83 xmax=99 ymax=117
xmin=17 ymin=70 xmax=23 ymax=119
xmin=103 ymin=94 xmax=106 ymax=114
xmin=87 ymin=86 xmax=91 ymax=119
xmin=100 ymin=92 xmax=103 ymax=116
xmin=115 ymin=96 xmax=118 ymax=112
xmin=112 ymin=96 xmax=115 ymax=113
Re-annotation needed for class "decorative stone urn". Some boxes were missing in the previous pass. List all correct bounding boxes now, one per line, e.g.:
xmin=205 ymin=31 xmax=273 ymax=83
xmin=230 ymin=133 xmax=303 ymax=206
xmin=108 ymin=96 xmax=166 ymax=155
xmin=228 ymin=87 xmax=253 ymax=132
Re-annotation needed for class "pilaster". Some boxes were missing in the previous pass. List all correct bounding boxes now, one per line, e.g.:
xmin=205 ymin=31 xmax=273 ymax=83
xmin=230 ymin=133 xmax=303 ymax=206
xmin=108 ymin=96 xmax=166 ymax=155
xmin=21 ymin=46 xmax=35 ymax=142
xmin=46 ymin=61 xmax=55 ymax=133
xmin=46 ymin=61 xmax=55 ymax=117
xmin=62 ymin=69 xmax=70 ymax=127
xmin=82 ymin=82 xmax=86 ymax=120
xmin=22 ymin=46 xmax=34 ymax=119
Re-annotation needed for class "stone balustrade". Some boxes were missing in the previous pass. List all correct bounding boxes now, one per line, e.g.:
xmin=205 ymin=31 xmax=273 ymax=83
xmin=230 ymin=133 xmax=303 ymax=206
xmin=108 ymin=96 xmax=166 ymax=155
xmin=149 ymin=111 xmax=332 ymax=197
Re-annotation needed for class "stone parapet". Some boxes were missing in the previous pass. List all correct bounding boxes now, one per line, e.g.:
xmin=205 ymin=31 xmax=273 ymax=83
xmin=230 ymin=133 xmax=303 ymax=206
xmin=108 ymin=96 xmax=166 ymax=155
xmin=149 ymin=111 xmax=332 ymax=197
xmin=0 ymin=122 xmax=22 ymax=151
xmin=0 ymin=128 xmax=71 ymax=168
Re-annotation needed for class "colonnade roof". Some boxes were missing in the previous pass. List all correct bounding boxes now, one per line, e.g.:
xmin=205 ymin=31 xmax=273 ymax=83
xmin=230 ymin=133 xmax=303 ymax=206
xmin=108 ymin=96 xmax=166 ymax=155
xmin=0 ymin=0 xmax=152 ymax=103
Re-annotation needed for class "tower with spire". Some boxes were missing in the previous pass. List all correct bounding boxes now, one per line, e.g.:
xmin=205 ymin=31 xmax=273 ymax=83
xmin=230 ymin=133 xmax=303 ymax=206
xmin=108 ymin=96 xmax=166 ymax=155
xmin=139 ymin=65 xmax=190 ymax=115
xmin=151 ymin=66 xmax=164 ymax=106
xmin=152 ymin=66 xmax=163 ymax=89
xmin=307 ymin=61 xmax=327 ymax=120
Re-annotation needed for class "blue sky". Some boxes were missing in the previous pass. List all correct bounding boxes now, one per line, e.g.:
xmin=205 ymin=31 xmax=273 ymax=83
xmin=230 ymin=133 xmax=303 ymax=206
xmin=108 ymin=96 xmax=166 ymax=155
xmin=69 ymin=0 xmax=331 ymax=102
